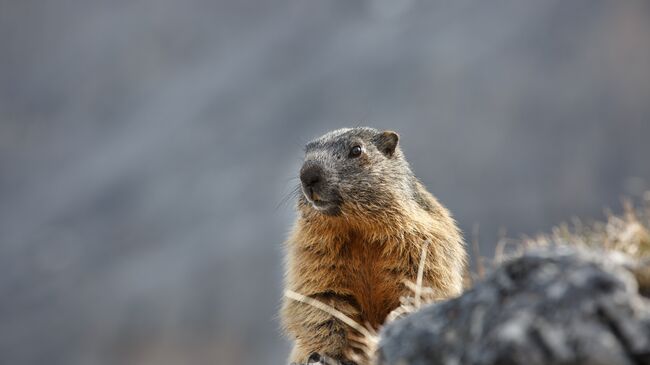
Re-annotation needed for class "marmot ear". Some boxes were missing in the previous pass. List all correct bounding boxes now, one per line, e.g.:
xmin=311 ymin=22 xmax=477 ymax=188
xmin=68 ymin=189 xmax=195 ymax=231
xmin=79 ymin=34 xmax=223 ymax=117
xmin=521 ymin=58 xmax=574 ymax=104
xmin=375 ymin=130 xmax=399 ymax=157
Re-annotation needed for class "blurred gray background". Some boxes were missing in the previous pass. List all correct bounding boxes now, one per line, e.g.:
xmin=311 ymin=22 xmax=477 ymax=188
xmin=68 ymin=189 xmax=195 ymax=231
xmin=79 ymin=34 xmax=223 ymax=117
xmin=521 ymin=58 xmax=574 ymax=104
xmin=1 ymin=1 xmax=650 ymax=364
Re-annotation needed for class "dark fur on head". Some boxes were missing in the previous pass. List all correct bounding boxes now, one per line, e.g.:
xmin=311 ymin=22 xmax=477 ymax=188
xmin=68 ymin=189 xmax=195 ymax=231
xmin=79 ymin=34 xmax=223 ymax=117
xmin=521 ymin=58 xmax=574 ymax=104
xmin=298 ymin=127 xmax=417 ymax=221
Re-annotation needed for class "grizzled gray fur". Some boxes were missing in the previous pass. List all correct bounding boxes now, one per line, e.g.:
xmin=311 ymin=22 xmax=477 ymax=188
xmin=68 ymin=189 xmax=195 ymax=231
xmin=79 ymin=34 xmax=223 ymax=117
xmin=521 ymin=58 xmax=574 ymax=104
xmin=377 ymin=247 xmax=650 ymax=365
xmin=298 ymin=127 xmax=420 ymax=216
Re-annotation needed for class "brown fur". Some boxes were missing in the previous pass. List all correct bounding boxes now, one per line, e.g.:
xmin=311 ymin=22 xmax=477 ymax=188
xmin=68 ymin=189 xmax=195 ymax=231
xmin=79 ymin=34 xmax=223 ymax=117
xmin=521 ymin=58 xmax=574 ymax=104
xmin=281 ymin=128 xmax=466 ymax=364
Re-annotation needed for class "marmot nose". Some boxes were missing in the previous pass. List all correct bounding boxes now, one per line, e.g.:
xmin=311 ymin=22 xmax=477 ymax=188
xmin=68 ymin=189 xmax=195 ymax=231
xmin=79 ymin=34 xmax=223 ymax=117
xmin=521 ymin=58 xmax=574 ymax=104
xmin=300 ymin=162 xmax=323 ymax=190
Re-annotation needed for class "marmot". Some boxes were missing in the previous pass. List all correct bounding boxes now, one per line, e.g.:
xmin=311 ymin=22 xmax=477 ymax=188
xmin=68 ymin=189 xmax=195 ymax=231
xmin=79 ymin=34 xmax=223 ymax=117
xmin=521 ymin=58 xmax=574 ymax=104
xmin=281 ymin=127 xmax=466 ymax=364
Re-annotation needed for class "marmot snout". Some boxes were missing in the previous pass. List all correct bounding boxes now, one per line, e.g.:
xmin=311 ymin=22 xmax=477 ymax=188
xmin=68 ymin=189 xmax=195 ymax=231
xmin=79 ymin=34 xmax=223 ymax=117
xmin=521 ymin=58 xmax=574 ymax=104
xmin=282 ymin=127 xmax=466 ymax=365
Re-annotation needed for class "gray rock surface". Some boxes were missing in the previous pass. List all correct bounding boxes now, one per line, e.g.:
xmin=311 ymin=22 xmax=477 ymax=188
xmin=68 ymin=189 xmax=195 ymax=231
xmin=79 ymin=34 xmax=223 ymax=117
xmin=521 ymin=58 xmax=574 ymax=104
xmin=378 ymin=247 xmax=650 ymax=365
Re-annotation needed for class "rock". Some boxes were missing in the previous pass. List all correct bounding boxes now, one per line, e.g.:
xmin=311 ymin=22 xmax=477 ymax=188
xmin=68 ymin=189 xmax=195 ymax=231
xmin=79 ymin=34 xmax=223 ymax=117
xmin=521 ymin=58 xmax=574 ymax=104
xmin=377 ymin=247 xmax=650 ymax=365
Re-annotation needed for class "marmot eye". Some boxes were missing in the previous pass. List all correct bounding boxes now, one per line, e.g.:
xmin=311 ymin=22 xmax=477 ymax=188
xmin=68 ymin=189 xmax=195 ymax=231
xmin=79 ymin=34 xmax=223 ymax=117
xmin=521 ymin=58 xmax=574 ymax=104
xmin=349 ymin=145 xmax=362 ymax=158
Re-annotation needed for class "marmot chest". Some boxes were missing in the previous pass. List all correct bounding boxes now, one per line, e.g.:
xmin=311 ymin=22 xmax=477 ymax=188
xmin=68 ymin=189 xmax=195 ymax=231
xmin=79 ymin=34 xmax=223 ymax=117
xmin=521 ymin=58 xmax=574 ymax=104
xmin=340 ymin=237 xmax=402 ymax=328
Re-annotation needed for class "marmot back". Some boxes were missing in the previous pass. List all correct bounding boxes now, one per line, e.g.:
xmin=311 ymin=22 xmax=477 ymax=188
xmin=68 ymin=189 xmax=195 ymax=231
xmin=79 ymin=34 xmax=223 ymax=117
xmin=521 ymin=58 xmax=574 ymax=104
xmin=282 ymin=127 xmax=466 ymax=365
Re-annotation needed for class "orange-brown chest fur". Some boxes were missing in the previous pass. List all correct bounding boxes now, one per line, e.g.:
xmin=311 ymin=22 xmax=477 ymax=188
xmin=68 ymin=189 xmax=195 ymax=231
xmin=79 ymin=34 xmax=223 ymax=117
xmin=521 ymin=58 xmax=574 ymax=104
xmin=338 ymin=233 xmax=402 ymax=327
xmin=288 ymin=227 xmax=413 ymax=329
xmin=286 ymin=191 xmax=465 ymax=335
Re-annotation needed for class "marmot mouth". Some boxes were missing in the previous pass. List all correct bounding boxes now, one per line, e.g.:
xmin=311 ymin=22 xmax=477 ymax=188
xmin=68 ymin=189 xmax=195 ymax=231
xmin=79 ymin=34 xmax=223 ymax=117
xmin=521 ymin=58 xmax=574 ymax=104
xmin=304 ymin=193 xmax=329 ymax=209
xmin=301 ymin=190 xmax=342 ymax=215
xmin=311 ymin=199 xmax=331 ymax=209
xmin=302 ymin=187 xmax=326 ymax=206
xmin=310 ymin=200 xmax=342 ymax=216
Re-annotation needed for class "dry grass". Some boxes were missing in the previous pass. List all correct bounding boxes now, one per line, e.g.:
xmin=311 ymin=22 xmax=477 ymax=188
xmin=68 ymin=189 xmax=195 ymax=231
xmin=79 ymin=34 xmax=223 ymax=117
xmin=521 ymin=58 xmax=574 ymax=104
xmin=544 ymin=196 xmax=650 ymax=257
xmin=466 ymin=194 xmax=650 ymax=284
xmin=283 ymin=290 xmax=378 ymax=363
xmin=284 ymin=193 xmax=650 ymax=364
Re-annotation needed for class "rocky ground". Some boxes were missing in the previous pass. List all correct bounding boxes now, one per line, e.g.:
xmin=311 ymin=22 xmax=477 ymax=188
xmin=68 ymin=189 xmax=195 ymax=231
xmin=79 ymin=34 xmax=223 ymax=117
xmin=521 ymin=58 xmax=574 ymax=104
xmin=378 ymin=246 xmax=650 ymax=365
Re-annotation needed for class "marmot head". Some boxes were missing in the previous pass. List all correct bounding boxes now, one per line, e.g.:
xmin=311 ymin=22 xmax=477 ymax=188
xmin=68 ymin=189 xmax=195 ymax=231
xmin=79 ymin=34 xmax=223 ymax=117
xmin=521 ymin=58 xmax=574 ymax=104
xmin=297 ymin=127 xmax=414 ymax=219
